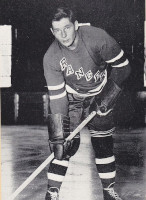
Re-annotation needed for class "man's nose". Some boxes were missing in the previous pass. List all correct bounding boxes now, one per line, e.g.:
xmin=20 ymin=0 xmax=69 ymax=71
xmin=61 ymin=30 xmax=67 ymax=38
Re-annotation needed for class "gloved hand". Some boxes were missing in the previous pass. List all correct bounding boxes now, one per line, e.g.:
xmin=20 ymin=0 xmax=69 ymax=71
xmin=49 ymin=139 xmax=71 ymax=160
xmin=48 ymin=114 xmax=71 ymax=160
xmin=90 ymin=98 xmax=112 ymax=117
xmin=94 ymin=78 xmax=121 ymax=116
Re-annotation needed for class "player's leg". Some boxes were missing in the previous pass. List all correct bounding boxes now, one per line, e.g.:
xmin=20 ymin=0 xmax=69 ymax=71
xmin=45 ymin=113 xmax=70 ymax=200
xmin=45 ymin=94 xmax=84 ymax=200
xmin=88 ymin=110 xmax=122 ymax=200
xmin=66 ymin=93 xmax=85 ymax=158
xmin=45 ymin=157 xmax=69 ymax=200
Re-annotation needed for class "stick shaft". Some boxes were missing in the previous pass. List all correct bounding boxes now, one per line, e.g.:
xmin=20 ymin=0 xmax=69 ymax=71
xmin=9 ymin=111 xmax=96 ymax=200
xmin=66 ymin=111 xmax=96 ymax=141
xmin=9 ymin=153 xmax=54 ymax=200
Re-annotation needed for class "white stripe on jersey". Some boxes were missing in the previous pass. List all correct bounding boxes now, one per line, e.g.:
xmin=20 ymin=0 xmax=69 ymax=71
xmin=106 ymin=50 xmax=124 ymax=63
xmin=50 ymin=90 xmax=66 ymax=100
xmin=98 ymin=171 xmax=116 ymax=179
xmin=66 ymin=83 xmax=105 ymax=97
xmin=112 ymin=59 xmax=129 ymax=68
xmin=95 ymin=156 xmax=115 ymax=164
xmin=47 ymin=82 xmax=65 ymax=90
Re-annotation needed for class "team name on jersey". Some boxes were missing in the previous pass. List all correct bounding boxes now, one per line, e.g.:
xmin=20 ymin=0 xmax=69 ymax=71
xmin=60 ymin=57 xmax=105 ymax=82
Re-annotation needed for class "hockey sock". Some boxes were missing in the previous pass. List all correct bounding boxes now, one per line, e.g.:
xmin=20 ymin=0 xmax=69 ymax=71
xmin=47 ymin=158 xmax=69 ymax=189
xmin=90 ymin=128 xmax=116 ymax=189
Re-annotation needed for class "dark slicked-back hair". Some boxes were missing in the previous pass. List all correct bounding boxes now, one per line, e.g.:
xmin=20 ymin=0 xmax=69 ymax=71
xmin=50 ymin=7 xmax=76 ymax=26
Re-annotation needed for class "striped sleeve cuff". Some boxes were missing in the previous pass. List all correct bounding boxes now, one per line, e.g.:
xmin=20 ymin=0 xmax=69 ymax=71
xmin=50 ymin=90 xmax=67 ymax=100
xmin=106 ymin=49 xmax=129 ymax=68
xmin=47 ymin=82 xmax=67 ymax=100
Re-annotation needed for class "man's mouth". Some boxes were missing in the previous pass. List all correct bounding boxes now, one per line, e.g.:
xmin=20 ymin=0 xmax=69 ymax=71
xmin=63 ymin=39 xmax=70 ymax=43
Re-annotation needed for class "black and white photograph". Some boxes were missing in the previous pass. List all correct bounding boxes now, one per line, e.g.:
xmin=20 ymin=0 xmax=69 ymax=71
xmin=0 ymin=0 xmax=145 ymax=200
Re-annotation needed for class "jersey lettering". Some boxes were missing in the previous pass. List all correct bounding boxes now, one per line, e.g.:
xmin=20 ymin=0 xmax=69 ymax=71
xmin=85 ymin=70 xmax=93 ymax=81
xmin=94 ymin=70 xmax=100 ymax=82
xmin=60 ymin=57 xmax=105 ymax=84
xmin=75 ymin=67 xmax=85 ymax=80
xmin=94 ymin=70 xmax=106 ymax=82
xmin=60 ymin=57 xmax=68 ymax=71
xmin=100 ymin=71 xmax=106 ymax=81
xmin=66 ymin=65 xmax=74 ymax=76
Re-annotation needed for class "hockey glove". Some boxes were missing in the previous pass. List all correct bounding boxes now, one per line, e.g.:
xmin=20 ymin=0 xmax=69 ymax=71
xmin=95 ymin=78 xmax=121 ymax=116
xmin=47 ymin=114 xmax=70 ymax=160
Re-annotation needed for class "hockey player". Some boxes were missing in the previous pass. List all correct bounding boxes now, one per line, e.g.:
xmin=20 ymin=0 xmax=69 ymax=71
xmin=43 ymin=7 xmax=131 ymax=200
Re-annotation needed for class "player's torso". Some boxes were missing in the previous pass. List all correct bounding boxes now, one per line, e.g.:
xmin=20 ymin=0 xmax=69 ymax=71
xmin=57 ymin=36 xmax=106 ymax=93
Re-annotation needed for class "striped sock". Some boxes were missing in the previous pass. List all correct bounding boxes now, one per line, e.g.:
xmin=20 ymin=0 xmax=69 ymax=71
xmin=95 ymin=155 xmax=116 ymax=188
xmin=47 ymin=158 xmax=69 ymax=189
xmin=90 ymin=128 xmax=116 ymax=188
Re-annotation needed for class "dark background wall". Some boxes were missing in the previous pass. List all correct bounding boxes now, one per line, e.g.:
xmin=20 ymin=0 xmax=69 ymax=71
xmin=0 ymin=0 xmax=145 ymax=125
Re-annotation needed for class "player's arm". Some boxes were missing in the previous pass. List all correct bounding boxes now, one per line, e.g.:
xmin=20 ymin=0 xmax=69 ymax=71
xmin=97 ymin=30 xmax=131 ymax=113
xmin=43 ymin=53 xmax=71 ymax=160
xmin=47 ymin=82 xmax=68 ymax=115
xmin=43 ymin=53 xmax=68 ymax=115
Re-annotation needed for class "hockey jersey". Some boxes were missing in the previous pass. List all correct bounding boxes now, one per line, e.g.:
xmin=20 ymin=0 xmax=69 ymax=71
xmin=43 ymin=25 xmax=130 ymax=115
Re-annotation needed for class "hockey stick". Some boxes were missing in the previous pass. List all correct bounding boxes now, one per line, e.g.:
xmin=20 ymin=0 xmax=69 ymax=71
xmin=8 ymin=111 xmax=96 ymax=200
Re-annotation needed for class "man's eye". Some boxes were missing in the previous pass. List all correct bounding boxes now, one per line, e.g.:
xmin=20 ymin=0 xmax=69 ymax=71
xmin=65 ymin=26 xmax=70 ymax=30
xmin=54 ymin=30 xmax=60 ymax=33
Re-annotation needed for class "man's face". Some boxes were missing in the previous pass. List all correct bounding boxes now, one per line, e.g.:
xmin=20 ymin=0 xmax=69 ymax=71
xmin=51 ymin=17 xmax=78 ymax=48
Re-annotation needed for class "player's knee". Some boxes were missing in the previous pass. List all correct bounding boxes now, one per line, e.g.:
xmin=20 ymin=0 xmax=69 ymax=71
xmin=90 ymin=134 xmax=114 ymax=158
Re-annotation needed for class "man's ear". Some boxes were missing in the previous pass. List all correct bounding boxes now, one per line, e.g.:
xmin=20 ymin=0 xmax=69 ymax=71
xmin=50 ymin=28 xmax=54 ymax=35
xmin=74 ymin=20 xmax=79 ymax=31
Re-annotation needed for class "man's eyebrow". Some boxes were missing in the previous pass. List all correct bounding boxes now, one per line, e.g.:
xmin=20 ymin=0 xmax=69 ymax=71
xmin=65 ymin=24 xmax=71 ymax=27
xmin=53 ymin=23 xmax=72 ymax=31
